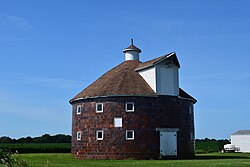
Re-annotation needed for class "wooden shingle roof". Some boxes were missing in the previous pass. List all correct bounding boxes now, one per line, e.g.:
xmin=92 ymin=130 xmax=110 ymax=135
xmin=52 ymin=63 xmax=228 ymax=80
xmin=70 ymin=55 xmax=196 ymax=103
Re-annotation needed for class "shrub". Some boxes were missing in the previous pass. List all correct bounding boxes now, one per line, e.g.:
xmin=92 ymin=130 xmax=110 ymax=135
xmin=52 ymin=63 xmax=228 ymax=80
xmin=0 ymin=149 xmax=28 ymax=167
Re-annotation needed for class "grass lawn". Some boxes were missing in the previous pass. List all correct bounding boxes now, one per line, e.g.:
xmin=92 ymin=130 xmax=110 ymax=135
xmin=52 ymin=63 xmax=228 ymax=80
xmin=17 ymin=153 xmax=250 ymax=167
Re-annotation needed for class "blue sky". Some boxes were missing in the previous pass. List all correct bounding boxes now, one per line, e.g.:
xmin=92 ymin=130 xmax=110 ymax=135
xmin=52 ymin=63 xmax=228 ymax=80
xmin=0 ymin=0 xmax=250 ymax=139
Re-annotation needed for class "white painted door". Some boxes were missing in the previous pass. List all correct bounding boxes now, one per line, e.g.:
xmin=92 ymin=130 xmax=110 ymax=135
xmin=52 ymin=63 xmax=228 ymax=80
xmin=160 ymin=131 xmax=177 ymax=156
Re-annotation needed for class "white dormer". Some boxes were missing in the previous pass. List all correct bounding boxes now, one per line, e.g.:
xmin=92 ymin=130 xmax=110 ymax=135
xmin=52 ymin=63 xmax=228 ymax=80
xmin=123 ymin=39 xmax=141 ymax=61
xmin=135 ymin=52 xmax=180 ymax=96
xmin=156 ymin=59 xmax=179 ymax=96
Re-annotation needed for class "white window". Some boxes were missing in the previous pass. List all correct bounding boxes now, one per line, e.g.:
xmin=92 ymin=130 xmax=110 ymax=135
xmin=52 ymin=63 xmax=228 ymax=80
xmin=114 ymin=117 xmax=122 ymax=127
xmin=126 ymin=130 xmax=134 ymax=140
xmin=77 ymin=105 xmax=81 ymax=115
xmin=126 ymin=102 xmax=134 ymax=112
xmin=96 ymin=103 xmax=103 ymax=113
xmin=96 ymin=130 xmax=104 ymax=140
xmin=77 ymin=131 xmax=81 ymax=141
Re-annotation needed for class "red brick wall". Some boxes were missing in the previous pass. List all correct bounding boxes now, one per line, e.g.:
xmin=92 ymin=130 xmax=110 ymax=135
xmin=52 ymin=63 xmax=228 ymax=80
xmin=71 ymin=95 xmax=195 ymax=159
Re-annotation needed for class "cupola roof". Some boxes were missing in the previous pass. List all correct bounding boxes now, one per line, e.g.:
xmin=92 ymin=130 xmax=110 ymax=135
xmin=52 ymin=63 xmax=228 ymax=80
xmin=123 ymin=39 xmax=141 ymax=53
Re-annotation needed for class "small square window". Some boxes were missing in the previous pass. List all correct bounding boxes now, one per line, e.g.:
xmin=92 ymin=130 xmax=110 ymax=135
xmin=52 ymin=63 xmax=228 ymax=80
xmin=96 ymin=103 xmax=103 ymax=113
xmin=126 ymin=102 xmax=134 ymax=112
xmin=77 ymin=131 xmax=81 ymax=141
xmin=126 ymin=130 xmax=134 ymax=140
xmin=96 ymin=130 xmax=104 ymax=140
xmin=77 ymin=105 xmax=81 ymax=115
xmin=114 ymin=117 xmax=122 ymax=127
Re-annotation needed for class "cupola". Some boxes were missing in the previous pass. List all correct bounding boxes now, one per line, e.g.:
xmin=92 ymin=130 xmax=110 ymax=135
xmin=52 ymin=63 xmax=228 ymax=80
xmin=123 ymin=39 xmax=141 ymax=61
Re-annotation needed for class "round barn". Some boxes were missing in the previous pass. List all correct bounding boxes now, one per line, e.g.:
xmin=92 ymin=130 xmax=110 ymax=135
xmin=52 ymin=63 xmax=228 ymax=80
xmin=69 ymin=41 xmax=197 ymax=159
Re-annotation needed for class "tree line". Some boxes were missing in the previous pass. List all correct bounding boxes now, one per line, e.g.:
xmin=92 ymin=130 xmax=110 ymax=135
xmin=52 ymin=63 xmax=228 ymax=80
xmin=195 ymin=138 xmax=230 ymax=143
xmin=0 ymin=134 xmax=71 ymax=143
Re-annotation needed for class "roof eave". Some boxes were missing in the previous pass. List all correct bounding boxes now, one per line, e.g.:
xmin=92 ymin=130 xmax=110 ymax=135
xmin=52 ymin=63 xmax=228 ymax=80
xmin=135 ymin=52 xmax=180 ymax=72
xmin=69 ymin=94 xmax=158 ymax=104
xmin=178 ymin=96 xmax=197 ymax=104
xmin=135 ymin=64 xmax=155 ymax=72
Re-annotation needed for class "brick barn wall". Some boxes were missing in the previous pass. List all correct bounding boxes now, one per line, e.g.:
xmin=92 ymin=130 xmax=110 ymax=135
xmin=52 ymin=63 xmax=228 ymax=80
xmin=71 ymin=95 xmax=194 ymax=159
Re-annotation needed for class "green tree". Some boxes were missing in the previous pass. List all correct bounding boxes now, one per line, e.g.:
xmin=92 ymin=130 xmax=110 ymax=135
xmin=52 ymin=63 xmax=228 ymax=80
xmin=0 ymin=137 xmax=12 ymax=143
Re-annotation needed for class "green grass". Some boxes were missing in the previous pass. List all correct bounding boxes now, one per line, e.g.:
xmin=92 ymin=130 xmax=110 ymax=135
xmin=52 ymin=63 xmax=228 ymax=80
xmin=15 ymin=153 xmax=250 ymax=167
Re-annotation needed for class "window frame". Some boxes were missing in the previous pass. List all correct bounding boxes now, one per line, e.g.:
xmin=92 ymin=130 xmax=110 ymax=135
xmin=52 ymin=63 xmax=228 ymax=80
xmin=96 ymin=130 xmax=104 ymax=140
xmin=77 ymin=131 xmax=81 ymax=141
xmin=126 ymin=130 xmax=134 ymax=140
xmin=96 ymin=103 xmax=103 ymax=113
xmin=77 ymin=105 xmax=81 ymax=115
xmin=125 ymin=102 xmax=134 ymax=112
xmin=114 ymin=117 xmax=123 ymax=128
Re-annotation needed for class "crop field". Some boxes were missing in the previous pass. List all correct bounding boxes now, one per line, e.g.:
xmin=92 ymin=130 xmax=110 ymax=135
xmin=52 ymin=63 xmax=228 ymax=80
xmin=15 ymin=153 xmax=250 ymax=167
xmin=0 ymin=143 xmax=70 ymax=153
xmin=195 ymin=141 xmax=222 ymax=153
xmin=195 ymin=139 xmax=229 ymax=154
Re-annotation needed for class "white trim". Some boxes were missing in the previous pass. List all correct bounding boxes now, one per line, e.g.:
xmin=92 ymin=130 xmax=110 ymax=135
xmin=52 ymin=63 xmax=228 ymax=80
xmin=96 ymin=103 xmax=103 ymax=113
xmin=125 ymin=102 xmax=134 ymax=112
xmin=126 ymin=130 xmax=134 ymax=140
xmin=114 ymin=117 xmax=122 ymax=127
xmin=77 ymin=105 xmax=81 ymax=115
xmin=77 ymin=131 xmax=81 ymax=141
xmin=96 ymin=130 xmax=104 ymax=140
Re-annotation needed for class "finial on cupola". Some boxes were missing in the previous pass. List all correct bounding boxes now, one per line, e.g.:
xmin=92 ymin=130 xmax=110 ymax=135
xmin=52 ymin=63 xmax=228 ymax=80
xmin=123 ymin=38 xmax=142 ymax=61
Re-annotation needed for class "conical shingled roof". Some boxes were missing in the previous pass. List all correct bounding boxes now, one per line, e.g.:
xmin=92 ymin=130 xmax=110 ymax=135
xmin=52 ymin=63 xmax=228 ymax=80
xmin=70 ymin=60 xmax=156 ymax=103
xmin=70 ymin=54 xmax=197 ymax=104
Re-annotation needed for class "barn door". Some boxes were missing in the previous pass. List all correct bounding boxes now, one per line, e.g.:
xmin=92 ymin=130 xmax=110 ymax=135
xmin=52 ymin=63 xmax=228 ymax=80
xmin=160 ymin=131 xmax=177 ymax=156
